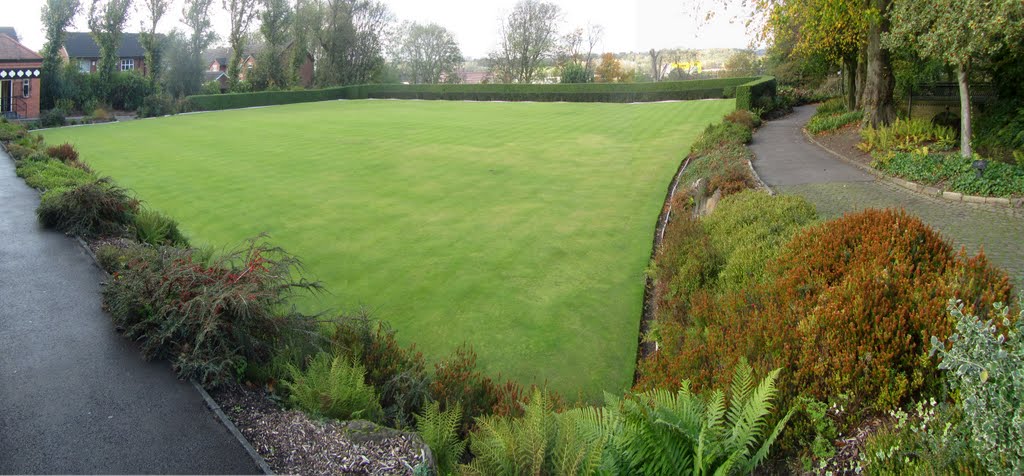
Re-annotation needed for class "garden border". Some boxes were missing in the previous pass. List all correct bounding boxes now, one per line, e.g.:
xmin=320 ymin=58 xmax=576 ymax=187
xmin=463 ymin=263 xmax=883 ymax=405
xmin=802 ymin=128 xmax=1024 ymax=216
xmin=0 ymin=144 xmax=274 ymax=475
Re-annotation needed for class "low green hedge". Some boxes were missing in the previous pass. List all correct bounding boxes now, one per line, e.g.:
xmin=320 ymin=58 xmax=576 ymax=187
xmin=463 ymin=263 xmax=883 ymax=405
xmin=186 ymin=77 xmax=773 ymax=111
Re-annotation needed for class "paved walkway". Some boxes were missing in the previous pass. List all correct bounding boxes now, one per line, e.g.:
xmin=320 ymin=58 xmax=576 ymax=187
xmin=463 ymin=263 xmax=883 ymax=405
xmin=752 ymin=105 xmax=1024 ymax=288
xmin=0 ymin=151 xmax=260 ymax=474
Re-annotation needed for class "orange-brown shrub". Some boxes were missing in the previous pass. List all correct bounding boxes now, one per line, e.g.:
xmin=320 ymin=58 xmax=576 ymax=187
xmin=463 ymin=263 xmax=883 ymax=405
xmin=638 ymin=209 xmax=1012 ymax=416
xmin=724 ymin=109 xmax=761 ymax=130
xmin=46 ymin=143 xmax=79 ymax=163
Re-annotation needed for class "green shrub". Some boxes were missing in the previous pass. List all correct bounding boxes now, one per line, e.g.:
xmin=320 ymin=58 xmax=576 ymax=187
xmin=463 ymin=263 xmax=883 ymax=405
xmin=463 ymin=389 xmax=602 ymax=476
xmin=39 ymin=109 xmax=67 ymax=128
xmin=932 ymin=298 xmax=1024 ymax=474
xmin=702 ymin=191 xmax=817 ymax=292
xmin=36 ymin=178 xmax=137 ymax=238
xmin=5 ymin=143 xmax=40 ymax=161
xmin=16 ymin=157 xmax=95 ymax=191
xmin=137 ymin=93 xmax=175 ymax=118
xmin=94 ymin=240 xmax=158 ymax=275
xmin=651 ymin=215 xmax=721 ymax=330
xmin=133 ymin=208 xmax=189 ymax=246
xmin=806 ymin=110 xmax=864 ymax=134
xmin=859 ymin=399 xmax=986 ymax=475
xmin=101 ymin=236 xmax=323 ymax=385
xmin=284 ymin=352 xmax=383 ymax=422
xmin=107 ymin=71 xmax=154 ymax=111
xmin=415 ymin=401 xmax=465 ymax=475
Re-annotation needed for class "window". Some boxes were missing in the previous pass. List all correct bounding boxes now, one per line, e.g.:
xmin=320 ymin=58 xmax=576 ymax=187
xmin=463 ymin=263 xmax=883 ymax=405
xmin=79 ymin=60 xmax=90 ymax=73
xmin=22 ymin=79 xmax=30 ymax=98
xmin=120 ymin=58 xmax=134 ymax=71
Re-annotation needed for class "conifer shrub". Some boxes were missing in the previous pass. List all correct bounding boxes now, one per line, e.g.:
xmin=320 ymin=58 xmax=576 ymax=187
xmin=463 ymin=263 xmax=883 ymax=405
xmin=36 ymin=178 xmax=138 ymax=238
xmin=16 ymin=157 xmax=95 ymax=191
xmin=133 ymin=208 xmax=190 ymax=247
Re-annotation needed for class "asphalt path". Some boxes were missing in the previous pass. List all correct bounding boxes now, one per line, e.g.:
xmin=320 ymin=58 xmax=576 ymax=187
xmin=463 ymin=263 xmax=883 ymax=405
xmin=0 ymin=149 xmax=260 ymax=474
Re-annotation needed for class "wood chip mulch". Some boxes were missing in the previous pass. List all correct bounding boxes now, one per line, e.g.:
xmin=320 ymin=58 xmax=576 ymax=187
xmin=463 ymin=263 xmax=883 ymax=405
xmin=212 ymin=386 xmax=430 ymax=475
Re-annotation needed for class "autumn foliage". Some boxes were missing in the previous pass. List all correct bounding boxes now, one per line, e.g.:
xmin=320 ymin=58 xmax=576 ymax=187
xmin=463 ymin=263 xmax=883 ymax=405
xmin=640 ymin=209 xmax=1012 ymax=417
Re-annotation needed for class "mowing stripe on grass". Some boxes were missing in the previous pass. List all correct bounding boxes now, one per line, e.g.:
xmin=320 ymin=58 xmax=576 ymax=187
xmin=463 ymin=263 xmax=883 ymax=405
xmin=42 ymin=99 xmax=733 ymax=398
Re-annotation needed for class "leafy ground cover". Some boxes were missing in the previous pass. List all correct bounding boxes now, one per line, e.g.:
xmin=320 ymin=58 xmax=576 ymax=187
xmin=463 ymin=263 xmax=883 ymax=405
xmin=41 ymin=98 xmax=734 ymax=396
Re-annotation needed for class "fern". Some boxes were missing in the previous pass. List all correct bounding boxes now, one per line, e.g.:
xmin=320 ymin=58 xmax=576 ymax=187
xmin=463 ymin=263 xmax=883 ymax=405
xmin=283 ymin=352 xmax=383 ymax=422
xmin=415 ymin=401 xmax=466 ymax=475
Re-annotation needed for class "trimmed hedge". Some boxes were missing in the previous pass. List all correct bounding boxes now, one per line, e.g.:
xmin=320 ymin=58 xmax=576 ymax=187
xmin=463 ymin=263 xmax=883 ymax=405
xmin=736 ymin=76 xmax=777 ymax=111
xmin=186 ymin=77 xmax=774 ymax=111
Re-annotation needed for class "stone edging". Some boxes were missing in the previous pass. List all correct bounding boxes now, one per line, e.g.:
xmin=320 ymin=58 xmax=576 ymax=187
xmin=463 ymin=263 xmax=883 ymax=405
xmin=802 ymin=128 xmax=1024 ymax=215
xmin=2 ymin=145 xmax=274 ymax=475
xmin=633 ymin=155 xmax=692 ymax=384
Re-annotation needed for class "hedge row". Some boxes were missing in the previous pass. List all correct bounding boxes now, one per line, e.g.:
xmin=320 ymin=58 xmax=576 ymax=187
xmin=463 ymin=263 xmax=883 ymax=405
xmin=186 ymin=77 xmax=776 ymax=111
xmin=735 ymin=76 xmax=778 ymax=111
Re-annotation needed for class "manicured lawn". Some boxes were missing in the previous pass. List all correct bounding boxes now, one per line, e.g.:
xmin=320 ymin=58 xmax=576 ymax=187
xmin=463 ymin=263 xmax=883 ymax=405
xmin=43 ymin=99 xmax=733 ymax=397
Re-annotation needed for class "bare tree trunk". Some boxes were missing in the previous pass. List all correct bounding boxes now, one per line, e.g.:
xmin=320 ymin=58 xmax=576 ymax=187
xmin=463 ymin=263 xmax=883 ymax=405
xmin=843 ymin=56 xmax=857 ymax=111
xmin=862 ymin=0 xmax=896 ymax=128
xmin=958 ymin=64 xmax=973 ymax=158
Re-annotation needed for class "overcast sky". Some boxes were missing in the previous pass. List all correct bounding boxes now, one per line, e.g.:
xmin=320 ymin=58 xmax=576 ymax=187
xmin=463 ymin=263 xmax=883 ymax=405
xmin=7 ymin=0 xmax=754 ymax=59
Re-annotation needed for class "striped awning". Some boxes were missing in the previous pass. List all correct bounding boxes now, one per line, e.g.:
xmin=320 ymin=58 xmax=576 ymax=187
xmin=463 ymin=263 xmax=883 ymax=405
xmin=0 ymin=68 xmax=41 ymax=79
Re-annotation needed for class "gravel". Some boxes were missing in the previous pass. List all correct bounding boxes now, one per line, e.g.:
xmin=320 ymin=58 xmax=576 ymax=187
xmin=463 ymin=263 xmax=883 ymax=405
xmin=212 ymin=386 xmax=432 ymax=475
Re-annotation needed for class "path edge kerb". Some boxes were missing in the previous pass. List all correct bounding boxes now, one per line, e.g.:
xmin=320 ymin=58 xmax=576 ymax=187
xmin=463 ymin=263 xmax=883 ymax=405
xmin=801 ymin=128 xmax=1024 ymax=216
xmin=2 ymin=145 xmax=273 ymax=476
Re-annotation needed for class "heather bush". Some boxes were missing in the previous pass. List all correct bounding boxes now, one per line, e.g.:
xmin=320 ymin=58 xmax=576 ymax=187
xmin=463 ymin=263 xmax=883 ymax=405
xmin=45 ymin=143 xmax=79 ymax=163
xmin=101 ymin=236 xmax=324 ymax=385
xmin=284 ymin=352 xmax=383 ymax=422
xmin=36 ymin=179 xmax=138 ymax=238
xmin=691 ymin=121 xmax=753 ymax=156
xmin=724 ymin=109 xmax=762 ymax=130
xmin=94 ymin=240 xmax=158 ymax=274
xmin=0 ymin=118 xmax=27 ymax=141
xmin=5 ymin=143 xmax=38 ymax=161
xmin=133 ymin=208 xmax=189 ymax=247
xmin=640 ymin=209 xmax=1011 ymax=420
xmin=702 ymin=191 xmax=816 ymax=292
xmin=16 ymin=157 xmax=95 ymax=191
xmin=932 ymin=298 xmax=1024 ymax=474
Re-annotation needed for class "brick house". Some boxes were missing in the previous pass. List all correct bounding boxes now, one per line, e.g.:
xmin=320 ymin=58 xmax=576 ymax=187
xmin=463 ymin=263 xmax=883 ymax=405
xmin=0 ymin=28 xmax=42 ymax=119
xmin=61 ymin=32 xmax=147 ymax=75
xmin=205 ymin=42 xmax=314 ymax=87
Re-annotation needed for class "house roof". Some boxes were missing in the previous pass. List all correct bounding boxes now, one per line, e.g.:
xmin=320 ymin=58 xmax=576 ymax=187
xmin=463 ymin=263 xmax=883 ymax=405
xmin=64 ymin=32 xmax=146 ymax=58
xmin=0 ymin=33 xmax=42 ymax=62
xmin=203 ymin=70 xmax=227 ymax=81
xmin=0 ymin=27 xmax=18 ymax=42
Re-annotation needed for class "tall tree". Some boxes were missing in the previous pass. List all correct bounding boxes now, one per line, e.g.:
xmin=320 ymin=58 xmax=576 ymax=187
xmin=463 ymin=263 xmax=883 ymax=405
xmin=40 ymin=0 xmax=81 ymax=109
xmin=396 ymin=22 xmax=463 ymax=84
xmin=860 ymin=0 xmax=895 ymax=127
xmin=490 ymin=0 xmax=561 ymax=83
xmin=223 ymin=0 xmax=261 ymax=82
xmin=290 ymin=0 xmax=317 ymax=85
xmin=252 ymin=0 xmax=293 ymax=89
xmin=886 ymin=0 xmax=1024 ymax=158
xmin=595 ymin=53 xmax=628 ymax=82
xmin=173 ymin=0 xmax=217 ymax=97
xmin=649 ymin=49 xmax=663 ymax=82
xmin=723 ymin=49 xmax=759 ymax=77
xmin=138 ymin=0 xmax=170 ymax=85
xmin=313 ymin=0 xmax=392 ymax=86
xmin=88 ymin=0 xmax=132 ymax=84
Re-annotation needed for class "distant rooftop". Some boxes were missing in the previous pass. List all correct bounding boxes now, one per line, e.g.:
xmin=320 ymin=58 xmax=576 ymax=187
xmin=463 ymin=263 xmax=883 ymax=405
xmin=64 ymin=32 xmax=146 ymax=58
